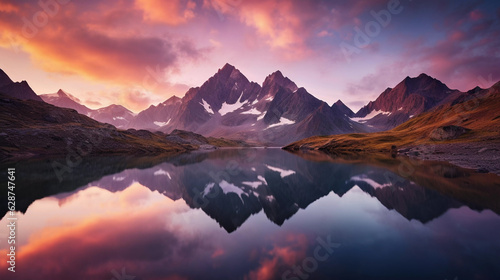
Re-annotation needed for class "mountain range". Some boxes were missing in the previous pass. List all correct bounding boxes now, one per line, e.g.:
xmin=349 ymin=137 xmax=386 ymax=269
xmin=128 ymin=64 xmax=366 ymax=145
xmin=40 ymin=89 xmax=135 ymax=129
xmin=1 ymin=64 xmax=494 ymax=146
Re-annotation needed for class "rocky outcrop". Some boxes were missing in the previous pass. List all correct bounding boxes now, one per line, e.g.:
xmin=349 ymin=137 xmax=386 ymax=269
xmin=0 ymin=78 xmax=44 ymax=102
xmin=430 ymin=125 xmax=470 ymax=141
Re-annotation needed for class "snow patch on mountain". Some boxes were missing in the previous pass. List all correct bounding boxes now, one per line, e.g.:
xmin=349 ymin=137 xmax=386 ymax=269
xmin=350 ymin=175 xmax=392 ymax=189
xmin=241 ymin=107 xmax=261 ymax=115
xmin=154 ymin=169 xmax=171 ymax=179
xmin=266 ymin=117 xmax=295 ymax=129
xmin=351 ymin=110 xmax=391 ymax=123
xmin=242 ymin=181 xmax=262 ymax=189
xmin=202 ymin=181 xmax=247 ymax=202
xmin=112 ymin=176 xmax=125 ymax=181
xmin=200 ymin=99 xmax=214 ymax=114
xmin=154 ymin=119 xmax=171 ymax=127
xmin=258 ymin=175 xmax=267 ymax=185
xmin=266 ymin=195 xmax=276 ymax=202
xmin=219 ymin=180 xmax=246 ymax=202
xmin=219 ymin=93 xmax=246 ymax=116
xmin=265 ymin=165 xmax=296 ymax=178
xmin=203 ymin=182 xmax=216 ymax=196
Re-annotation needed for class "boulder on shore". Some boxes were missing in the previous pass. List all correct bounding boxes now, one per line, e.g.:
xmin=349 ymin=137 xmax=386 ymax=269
xmin=430 ymin=125 xmax=470 ymax=141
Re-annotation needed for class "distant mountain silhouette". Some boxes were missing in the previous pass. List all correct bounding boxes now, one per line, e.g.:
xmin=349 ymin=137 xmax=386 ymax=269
xmin=41 ymin=89 xmax=93 ymax=115
xmin=0 ymin=69 xmax=43 ymax=102
xmin=41 ymin=90 xmax=135 ymax=129
xmin=0 ymin=69 xmax=14 ymax=87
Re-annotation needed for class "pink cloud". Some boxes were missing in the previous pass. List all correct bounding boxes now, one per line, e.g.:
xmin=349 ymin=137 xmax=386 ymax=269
xmin=135 ymin=0 xmax=197 ymax=25
xmin=469 ymin=9 xmax=484 ymax=21
xmin=317 ymin=30 xmax=332 ymax=38
xmin=350 ymin=4 xmax=500 ymax=94
xmin=203 ymin=0 xmax=393 ymax=61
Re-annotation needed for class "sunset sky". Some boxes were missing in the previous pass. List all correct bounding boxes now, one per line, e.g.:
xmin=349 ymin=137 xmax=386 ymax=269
xmin=1 ymin=0 xmax=499 ymax=112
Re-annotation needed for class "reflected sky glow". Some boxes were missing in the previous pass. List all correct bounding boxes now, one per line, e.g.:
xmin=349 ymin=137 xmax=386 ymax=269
xmin=1 ymin=149 xmax=500 ymax=279
xmin=1 ymin=183 xmax=500 ymax=279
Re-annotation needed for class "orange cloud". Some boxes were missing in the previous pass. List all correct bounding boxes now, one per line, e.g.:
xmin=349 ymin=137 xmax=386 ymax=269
xmin=135 ymin=0 xmax=196 ymax=25
xmin=245 ymin=233 xmax=308 ymax=280
xmin=0 ymin=1 xmax=202 ymax=110
xmin=0 ymin=1 xmax=17 ymax=13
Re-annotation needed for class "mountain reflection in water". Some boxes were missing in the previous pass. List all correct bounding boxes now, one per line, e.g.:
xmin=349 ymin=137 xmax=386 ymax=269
xmin=1 ymin=148 xmax=499 ymax=280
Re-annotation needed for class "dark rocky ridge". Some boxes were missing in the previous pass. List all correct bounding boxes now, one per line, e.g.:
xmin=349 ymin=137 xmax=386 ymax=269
xmin=0 ymin=77 xmax=43 ymax=102
xmin=354 ymin=74 xmax=462 ymax=131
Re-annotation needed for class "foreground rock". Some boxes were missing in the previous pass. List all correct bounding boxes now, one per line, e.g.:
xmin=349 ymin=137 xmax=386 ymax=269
xmin=429 ymin=125 xmax=470 ymax=141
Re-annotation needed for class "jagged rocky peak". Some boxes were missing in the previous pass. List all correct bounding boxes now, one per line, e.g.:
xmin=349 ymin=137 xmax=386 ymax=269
xmin=403 ymin=73 xmax=433 ymax=82
xmin=401 ymin=73 xmax=449 ymax=92
xmin=210 ymin=63 xmax=251 ymax=90
xmin=56 ymin=89 xmax=68 ymax=97
xmin=163 ymin=95 xmax=181 ymax=104
xmin=0 ymin=68 xmax=14 ymax=87
xmin=217 ymin=63 xmax=241 ymax=79
xmin=333 ymin=99 xmax=347 ymax=107
xmin=417 ymin=73 xmax=433 ymax=79
xmin=219 ymin=62 xmax=236 ymax=73
xmin=263 ymin=70 xmax=298 ymax=92
xmin=53 ymin=89 xmax=82 ymax=102
xmin=467 ymin=86 xmax=483 ymax=94
xmin=93 ymin=104 xmax=134 ymax=118
xmin=332 ymin=99 xmax=354 ymax=117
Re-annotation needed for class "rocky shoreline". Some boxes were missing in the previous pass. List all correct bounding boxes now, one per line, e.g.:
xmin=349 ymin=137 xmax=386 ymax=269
xmin=399 ymin=142 xmax=500 ymax=176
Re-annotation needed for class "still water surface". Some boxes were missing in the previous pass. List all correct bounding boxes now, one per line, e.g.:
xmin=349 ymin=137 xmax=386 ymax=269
xmin=1 ymin=148 xmax=500 ymax=280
